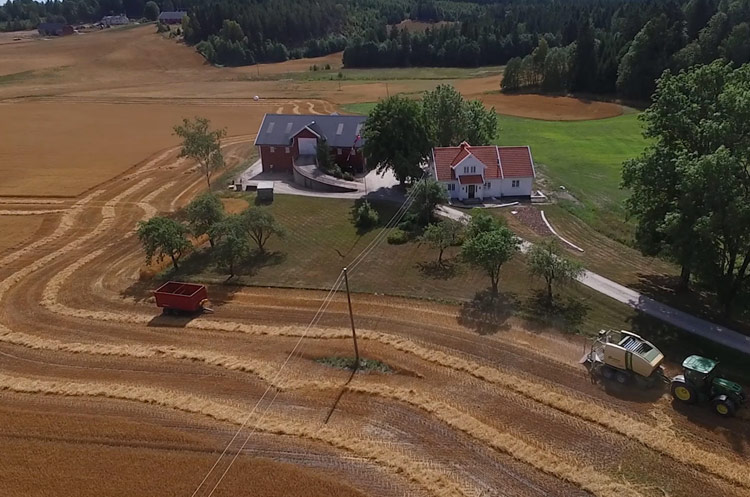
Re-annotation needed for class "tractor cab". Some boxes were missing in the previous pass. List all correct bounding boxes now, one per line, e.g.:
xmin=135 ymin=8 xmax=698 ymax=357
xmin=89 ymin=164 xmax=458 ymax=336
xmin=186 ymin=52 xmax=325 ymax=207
xmin=671 ymin=355 xmax=746 ymax=417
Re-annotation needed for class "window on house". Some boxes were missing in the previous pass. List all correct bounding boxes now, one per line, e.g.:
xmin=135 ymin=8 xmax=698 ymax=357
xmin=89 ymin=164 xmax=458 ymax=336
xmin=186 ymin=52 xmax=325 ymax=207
xmin=485 ymin=182 xmax=491 ymax=188
xmin=285 ymin=147 xmax=290 ymax=154
xmin=512 ymin=180 xmax=520 ymax=188
xmin=337 ymin=148 xmax=342 ymax=155
xmin=336 ymin=123 xmax=344 ymax=135
xmin=471 ymin=166 xmax=476 ymax=173
xmin=285 ymin=122 xmax=293 ymax=133
xmin=270 ymin=146 xmax=275 ymax=153
xmin=267 ymin=122 xmax=275 ymax=133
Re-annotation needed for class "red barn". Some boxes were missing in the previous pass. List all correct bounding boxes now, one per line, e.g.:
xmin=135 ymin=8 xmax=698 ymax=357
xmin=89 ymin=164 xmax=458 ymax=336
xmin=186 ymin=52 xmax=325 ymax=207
xmin=254 ymin=114 xmax=367 ymax=174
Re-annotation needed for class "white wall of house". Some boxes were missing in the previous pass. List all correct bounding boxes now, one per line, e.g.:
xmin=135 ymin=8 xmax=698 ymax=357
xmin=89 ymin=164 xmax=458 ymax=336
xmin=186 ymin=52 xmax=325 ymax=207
xmin=441 ymin=177 xmax=531 ymax=200
xmin=454 ymin=155 xmax=486 ymax=176
xmin=500 ymin=177 xmax=533 ymax=196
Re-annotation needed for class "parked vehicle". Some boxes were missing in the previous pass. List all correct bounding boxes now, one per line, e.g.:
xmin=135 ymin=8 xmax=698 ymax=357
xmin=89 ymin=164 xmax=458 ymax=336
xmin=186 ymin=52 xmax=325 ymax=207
xmin=153 ymin=281 xmax=212 ymax=315
xmin=671 ymin=355 xmax=746 ymax=417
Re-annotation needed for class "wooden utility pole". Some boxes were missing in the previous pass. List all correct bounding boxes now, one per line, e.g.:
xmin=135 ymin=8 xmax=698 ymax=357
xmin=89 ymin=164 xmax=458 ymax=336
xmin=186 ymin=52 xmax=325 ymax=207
xmin=342 ymin=267 xmax=360 ymax=370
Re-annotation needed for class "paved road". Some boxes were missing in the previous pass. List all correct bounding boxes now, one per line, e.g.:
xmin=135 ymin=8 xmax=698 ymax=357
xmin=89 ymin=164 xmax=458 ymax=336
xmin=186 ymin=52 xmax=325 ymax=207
xmin=439 ymin=206 xmax=750 ymax=355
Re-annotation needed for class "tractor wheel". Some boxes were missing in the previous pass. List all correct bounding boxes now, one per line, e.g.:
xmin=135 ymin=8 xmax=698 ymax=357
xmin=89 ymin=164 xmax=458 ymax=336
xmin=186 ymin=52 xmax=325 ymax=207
xmin=711 ymin=395 xmax=737 ymax=417
xmin=671 ymin=379 xmax=697 ymax=404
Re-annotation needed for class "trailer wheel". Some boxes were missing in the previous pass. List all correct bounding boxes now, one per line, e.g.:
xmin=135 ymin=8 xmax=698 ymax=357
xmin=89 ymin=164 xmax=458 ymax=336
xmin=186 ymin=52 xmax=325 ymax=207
xmin=615 ymin=371 xmax=630 ymax=384
xmin=711 ymin=395 xmax=736 ymax=417
xmin=600 ymin=366 xmax=615 ymax=380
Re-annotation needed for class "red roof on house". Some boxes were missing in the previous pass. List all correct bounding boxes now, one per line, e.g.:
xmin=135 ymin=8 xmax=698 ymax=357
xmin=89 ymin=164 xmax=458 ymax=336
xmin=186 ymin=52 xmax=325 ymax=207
xmin=458 ymin=174 xmax=484 ymax=185
xmin=433 ymin=143 xmax=534 ymax=181
xmin=498 ymin=147 xmax=535 ymax=178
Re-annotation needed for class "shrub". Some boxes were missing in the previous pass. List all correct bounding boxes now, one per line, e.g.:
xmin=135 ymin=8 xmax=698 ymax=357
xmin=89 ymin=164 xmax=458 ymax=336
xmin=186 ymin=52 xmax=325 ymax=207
xmin=354 ymin=201 xmax=379 ymax=230
xmin=387 ymin=229 xmax=408 ymax=245
xmin=325 ymin=63 xmax=331 ymax=70
xmin=342 ymin=171 xmax=354 ymax=181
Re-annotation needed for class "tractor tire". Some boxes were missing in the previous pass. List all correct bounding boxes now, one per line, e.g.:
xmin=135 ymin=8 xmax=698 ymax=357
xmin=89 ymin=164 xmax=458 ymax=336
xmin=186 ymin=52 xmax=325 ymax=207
xmin=671 ymin=378 xmax=697 ymax=404
xmin=601 ymin=366 xmax=615 ymax=380
xmin=711 ymin=395 xmax=737 ymax=417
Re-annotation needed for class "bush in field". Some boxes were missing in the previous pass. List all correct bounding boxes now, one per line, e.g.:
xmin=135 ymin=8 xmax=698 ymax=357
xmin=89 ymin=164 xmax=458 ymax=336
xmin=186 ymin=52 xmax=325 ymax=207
xmin=353 ymin=201 xmax=379 ymax=230
xmin=387 ymin=229 xmax=408 ymax=245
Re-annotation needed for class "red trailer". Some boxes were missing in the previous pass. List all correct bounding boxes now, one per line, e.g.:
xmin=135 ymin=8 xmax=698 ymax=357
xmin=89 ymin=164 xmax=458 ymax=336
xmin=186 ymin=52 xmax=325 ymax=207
xmin=153 ymin=281 xmax=211 ymax=314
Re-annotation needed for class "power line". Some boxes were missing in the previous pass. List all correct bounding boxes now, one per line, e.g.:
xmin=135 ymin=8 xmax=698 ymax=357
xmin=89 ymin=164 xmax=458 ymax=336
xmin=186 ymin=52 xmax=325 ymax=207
xmin=190 ymin=271 xmax=345 ymax=497
xmin=195 ymin=172 xmax=429 ymax=497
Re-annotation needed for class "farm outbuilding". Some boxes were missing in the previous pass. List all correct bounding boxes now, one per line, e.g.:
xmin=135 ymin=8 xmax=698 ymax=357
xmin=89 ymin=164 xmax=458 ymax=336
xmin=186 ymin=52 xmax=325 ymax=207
xmin=254 ymin=113 xmax=367 ymax=174
xmin=38 ymin=23 xmax=74 ymax=36
xmin=158 ymin=11 xmax=187 ymax=24
xmin=257 ymin=181 xmax=274 ymax=202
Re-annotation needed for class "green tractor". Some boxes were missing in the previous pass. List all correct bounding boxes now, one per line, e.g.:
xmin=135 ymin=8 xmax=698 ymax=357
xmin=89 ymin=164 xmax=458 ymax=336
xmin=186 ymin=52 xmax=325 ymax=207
xmin=670 ymin=355 xmax=746 ymax=417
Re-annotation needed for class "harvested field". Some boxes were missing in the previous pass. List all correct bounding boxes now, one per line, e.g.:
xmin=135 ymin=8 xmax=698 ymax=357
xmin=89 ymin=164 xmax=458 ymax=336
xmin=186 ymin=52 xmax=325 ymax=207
xmin=0 ymin=214 xmax=51 ymax=253
xmin=0 ymin=100 xmax=297 ymax=196
xmin=1 ymin=21 xmax=747 ymax=497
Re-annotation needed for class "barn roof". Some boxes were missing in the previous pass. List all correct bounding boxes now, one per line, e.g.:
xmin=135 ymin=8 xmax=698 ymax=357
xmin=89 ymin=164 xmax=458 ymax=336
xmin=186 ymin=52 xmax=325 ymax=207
xmin=158 ymin=11 xmax=187 ymax=21
xmin=433 ymin=143 xmax=534 ymax=181
xmin=254 ymin=114 xmax=367 ymax=148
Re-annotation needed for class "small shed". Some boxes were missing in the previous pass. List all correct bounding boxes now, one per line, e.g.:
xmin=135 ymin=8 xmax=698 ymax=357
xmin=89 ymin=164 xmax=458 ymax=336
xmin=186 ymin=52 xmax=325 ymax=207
xmin=257 ymin=181 xmax=274 ymax=202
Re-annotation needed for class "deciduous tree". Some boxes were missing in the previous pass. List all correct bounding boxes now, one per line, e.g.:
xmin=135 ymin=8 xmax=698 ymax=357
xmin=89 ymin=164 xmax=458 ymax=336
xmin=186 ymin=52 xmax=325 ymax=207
xmin=174 ymin=117 xmax=227 ymax=189
xmin=623 ymin=61 xmax=750 ymax=314
xmin=137 ymin=216 xmax=191 ymax=270
xmin=528 ymin=239 xmax=584 ymax=304
xmin=185 ymin=192 xmax=225 ymax=248
xmin=143 ymin=1 xmax=159 ymax=21
xmin=363 ymin=96 xmax=431 ymax=186
xmin=211 ymin=214 xmax=250 ymax=278
xmin=420 ymin=219 xmax=463 ymax=265
xmin=410 ymin=178 xmax=448 ymax=226
xmin=462 ymin=226 xmax=518 ymax=294
xmin=242 ymin=208 xmax=286 ymax=254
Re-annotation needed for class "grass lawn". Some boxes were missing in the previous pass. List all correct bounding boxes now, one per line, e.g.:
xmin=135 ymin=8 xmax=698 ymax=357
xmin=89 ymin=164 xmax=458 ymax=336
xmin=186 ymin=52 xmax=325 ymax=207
xmin=495 ymin=113 xmax=646 ymax=243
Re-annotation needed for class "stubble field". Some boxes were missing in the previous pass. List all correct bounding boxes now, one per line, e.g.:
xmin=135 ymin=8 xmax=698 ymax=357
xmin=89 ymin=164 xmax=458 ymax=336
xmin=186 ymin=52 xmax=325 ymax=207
xmin=1 ymin=24 xmax=748 ymax=497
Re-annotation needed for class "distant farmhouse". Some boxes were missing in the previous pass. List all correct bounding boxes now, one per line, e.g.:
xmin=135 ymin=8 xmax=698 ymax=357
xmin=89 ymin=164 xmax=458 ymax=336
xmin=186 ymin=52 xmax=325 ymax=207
xmin=101 ymin=15 xmax=129 ymax=27
xmin=432 ymin=142 xmax=535 ymax=201
xmin=158 ymin=11 xmax=187 ymax=24
xmin=254 ymin=114 xmax=367 ymax=174
xmin=38 ymin=23 xmax=74 ymax=36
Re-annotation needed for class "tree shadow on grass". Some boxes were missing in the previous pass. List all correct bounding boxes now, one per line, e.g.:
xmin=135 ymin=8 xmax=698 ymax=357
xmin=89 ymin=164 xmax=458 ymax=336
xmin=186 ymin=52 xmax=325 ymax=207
xmin=519 ymin=290 xmax=590 ymax=334
xmin=416 ymin=259 xmax=459 ymax=280
xmin=632 ymin=273 xmax=750 ymax=335
xmin=457 ymin=289 xmax=517 ymax=335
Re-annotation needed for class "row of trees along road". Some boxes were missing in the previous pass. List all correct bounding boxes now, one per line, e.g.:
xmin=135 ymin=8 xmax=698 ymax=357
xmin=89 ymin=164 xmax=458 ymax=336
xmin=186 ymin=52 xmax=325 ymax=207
xmin=137 ymin=193 xmax=286 ymax=278
xmin=363 ymin=84 xmax=497 ymax=186
xmin=623 ymin=61 xmax=750 ymax=316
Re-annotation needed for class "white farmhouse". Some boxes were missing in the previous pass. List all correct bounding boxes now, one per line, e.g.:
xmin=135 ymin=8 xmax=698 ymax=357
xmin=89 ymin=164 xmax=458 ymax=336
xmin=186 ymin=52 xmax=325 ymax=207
xmin=431 ymin=142 xmax=535 ymax=202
